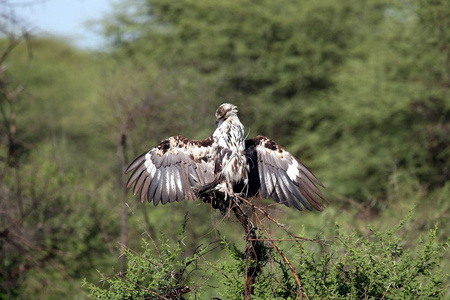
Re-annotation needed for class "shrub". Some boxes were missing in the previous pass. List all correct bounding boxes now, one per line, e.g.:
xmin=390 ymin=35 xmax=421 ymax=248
xmin=85 ymin=213 xmax=448 ymax=299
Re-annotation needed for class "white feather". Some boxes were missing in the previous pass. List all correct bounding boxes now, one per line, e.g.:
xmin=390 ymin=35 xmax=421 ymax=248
xmin=212 ymin=113 xmax=247 ymax=194
xmin=145 ymin=153 xmax=157 ymax=177
xmin=286 ymin=158 xmax=300 ymax=181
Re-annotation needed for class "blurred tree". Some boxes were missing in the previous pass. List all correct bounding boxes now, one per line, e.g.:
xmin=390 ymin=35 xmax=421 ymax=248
xmin=98 ymin=0 xmax=449 ymax=204
xmin=101 ymin=0 xmax=388 ymax=141
xmin=292 ymin=0 xmax=450 ymax=203
xmin=0 ymin=27 xmax=119 ymax=300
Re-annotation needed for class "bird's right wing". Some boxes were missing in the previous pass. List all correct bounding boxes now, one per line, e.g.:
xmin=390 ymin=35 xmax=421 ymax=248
xmin=125 ymin=136 xmax=216 ymax=205
xmin=245 ymin=135 xmax=327 ymax=211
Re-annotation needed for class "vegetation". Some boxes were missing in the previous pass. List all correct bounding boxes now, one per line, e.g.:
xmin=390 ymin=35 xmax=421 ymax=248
xmin=1 ymin=0 xmax=449 ymax=299
xmin=85 ymin=214 xmax=448 ymax=299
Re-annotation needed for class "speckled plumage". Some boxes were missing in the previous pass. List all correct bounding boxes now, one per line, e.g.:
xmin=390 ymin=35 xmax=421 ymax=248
xmin=125 ymin=103 xmax=327 ymax=211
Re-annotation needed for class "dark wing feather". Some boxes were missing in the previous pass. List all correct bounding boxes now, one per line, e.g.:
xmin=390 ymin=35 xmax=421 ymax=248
xmin=173 ymin=167 xmax=184 ymax=202
xmin=258 ymin=162 xmax=269 ymax=199
xmin=266 ymin=170 xmax=281 ymax=204
xmin=154 ymin=168 xmax=165 ymax=206
xmin=147 ymin=170 xmax=161 ymax=204
xmin=141 ymin=176 xmax=152 ymax=203
xmin=245 ymin=136 xmax=327 ymax=211
xmin=133 ymin=171 xmax=147 ymax=195
xmin=125 ymin=136 xmax=215 ymax=205
xmin=278 ymin=170 xmax=307 ymax=211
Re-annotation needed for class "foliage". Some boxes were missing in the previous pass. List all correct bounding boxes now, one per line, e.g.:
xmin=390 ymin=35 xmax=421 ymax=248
xmin=85 ymin=214 xmax=449 ymax=299
xmin=84 ymin=217 xmax=216 ymax=299
xmin=299 ymin=223 xmax=448 ymax=299
xmin=0 ymin=30 xmax=118 ymax=300
xmin=297 ymin=0 xmax=450 ymax=201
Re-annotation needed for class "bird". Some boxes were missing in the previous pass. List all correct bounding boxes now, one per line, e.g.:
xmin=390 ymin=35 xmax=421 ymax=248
xmin=125 ymin=103 xmax=327 ymax=212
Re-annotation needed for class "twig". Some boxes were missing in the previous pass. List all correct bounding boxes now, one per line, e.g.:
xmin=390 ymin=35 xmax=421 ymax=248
xmin=253 ymin=211 xmax=306 ymax=300
xmin=380 ymin=282 xmax=392 ymax=300
xmin=230 ymin=199 xmax=265 ymax=299
xmin=125 ymin=201 xmax=161 ymax=258
xmin=237 ymin=195 xmax=328 ymax=248
xmin=117 ymin=272 xmax=170 ymax=300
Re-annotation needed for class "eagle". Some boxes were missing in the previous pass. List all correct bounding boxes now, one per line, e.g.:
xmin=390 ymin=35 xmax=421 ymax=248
xmin=125 ymin=103 xmax=327 ymax=212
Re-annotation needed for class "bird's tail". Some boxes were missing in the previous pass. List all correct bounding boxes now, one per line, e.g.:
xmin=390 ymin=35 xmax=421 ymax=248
xmin=192 ymin=176 xmax=221 ymax=196
xmin=193 ymin=176 xmax=234 ymax=214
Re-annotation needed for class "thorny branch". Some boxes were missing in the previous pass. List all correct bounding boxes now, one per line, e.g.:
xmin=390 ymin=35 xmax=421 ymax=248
xmin=253 ymin=210 xmax=305 ymax=299
xmin=237 ymin=195 xmax=329 ymax=249
xmin=229 ymin=200 xmax=266 ymax=299
xmin=114 ymin=271 xmax=170 ymax=300
xmin=195 ymin=189 xmax=327 ymax=299
xmin=109 ymin=181 xmax=329 ymax=299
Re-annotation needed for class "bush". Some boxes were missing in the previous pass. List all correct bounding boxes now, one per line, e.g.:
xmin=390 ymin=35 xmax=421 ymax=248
xmin=299 ymin=223 xmax=448 ymax=299
xmin=85 ymin=212 xmax=448 ymax=299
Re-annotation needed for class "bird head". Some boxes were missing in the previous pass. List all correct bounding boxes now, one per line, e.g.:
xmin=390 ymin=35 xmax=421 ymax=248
xmin=215 ymin=103 xmax=238 ymax=126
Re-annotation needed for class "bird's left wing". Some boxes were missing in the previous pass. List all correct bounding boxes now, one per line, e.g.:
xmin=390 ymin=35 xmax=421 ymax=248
xmin=245 ymin=135 xmax=327 ymax=211
xmin=125 ymin=136 xmax=215 ymax=205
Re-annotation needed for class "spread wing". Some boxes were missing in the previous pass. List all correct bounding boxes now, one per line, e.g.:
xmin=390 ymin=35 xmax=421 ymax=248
xmin=125 ymin=136 xmax=215 ymax=205
xmin=245 ymin=135 xmax=327 ymax=211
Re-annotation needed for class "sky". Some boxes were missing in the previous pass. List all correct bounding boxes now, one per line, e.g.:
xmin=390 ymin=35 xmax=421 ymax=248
xmin=12 ymin=0 xmax=114 ymax=49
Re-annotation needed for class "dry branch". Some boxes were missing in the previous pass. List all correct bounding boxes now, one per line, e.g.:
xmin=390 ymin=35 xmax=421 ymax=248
xmin=230 ymin=200 xmax=266 ymax=299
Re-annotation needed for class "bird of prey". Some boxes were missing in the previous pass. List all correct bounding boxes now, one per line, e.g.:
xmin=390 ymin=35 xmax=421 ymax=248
xmin=125 ymin=103 xmax=327 ymax=211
